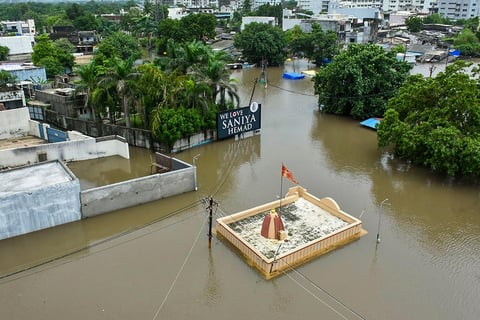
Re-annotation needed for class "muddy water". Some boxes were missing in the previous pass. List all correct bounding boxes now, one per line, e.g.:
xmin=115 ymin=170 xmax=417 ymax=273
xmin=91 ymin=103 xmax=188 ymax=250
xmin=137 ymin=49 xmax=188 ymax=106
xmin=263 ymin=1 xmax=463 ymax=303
xmin=1 ymin=61 xmax=479 ymax=320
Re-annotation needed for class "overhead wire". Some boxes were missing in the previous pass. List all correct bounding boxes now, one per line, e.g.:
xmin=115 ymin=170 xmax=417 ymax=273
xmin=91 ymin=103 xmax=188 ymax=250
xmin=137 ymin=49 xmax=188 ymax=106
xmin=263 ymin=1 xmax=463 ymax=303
xmin=282 ymin=261 xmax=368 ymax=320
xmin=152 ymin=212 xmax=208 ymax=320
xmin=0 ymin=199 xmax=203 ymax=281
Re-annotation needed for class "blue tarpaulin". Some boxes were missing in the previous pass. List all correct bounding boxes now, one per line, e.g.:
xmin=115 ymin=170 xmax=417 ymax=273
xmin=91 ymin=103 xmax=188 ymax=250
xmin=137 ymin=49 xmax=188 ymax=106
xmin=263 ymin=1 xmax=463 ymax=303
xmin=449 ymin=49 xmax=461 ymax=57
xmin=283 ymin=72 xmax=305 ymax=80
xmin=360 ymin=118 xmax=382 ymax=130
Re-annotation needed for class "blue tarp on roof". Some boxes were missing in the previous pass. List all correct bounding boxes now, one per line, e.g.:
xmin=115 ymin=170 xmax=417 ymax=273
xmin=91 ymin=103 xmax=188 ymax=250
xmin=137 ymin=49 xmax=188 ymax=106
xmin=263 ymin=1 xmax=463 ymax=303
xmin=283 ymin=72 xmax=305 ymax=80
xmin=360 ymin=118 xmax=382 ymax=130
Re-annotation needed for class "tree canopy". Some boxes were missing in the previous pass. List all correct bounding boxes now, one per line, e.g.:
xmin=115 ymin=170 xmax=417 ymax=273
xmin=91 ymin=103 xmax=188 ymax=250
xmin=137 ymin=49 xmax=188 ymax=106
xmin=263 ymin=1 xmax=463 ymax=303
xmin=313 ymin=43 xmax=412 ymax=119
xmin=93 ymin=31 xmax=142 ymax=65
xmin=377 ymin=61 xmax=480 ymax=178
xmin=285 ymin=23 xmax=339 ymax=65
xmin=0 ymin=70 xmax=17 ymax=87
xmin=32 ymin=34 xmax=75 ymax=78
xmin=405 ymin=16 xmax=424 ymax=33
xmin=234 ymin=22 xmax=287 ymax=66
xmin=0 ymin=45 xmax=9 ymax=61
xmin=453 ymin=28 xmax=480 ymax=57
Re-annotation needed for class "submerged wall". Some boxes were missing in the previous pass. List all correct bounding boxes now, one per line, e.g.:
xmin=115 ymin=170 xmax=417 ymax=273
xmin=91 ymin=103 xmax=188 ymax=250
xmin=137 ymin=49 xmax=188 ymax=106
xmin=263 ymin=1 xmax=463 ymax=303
xmin=81 ymin=165 xmax=195 ymax=218
xmin=0 ymin=161 xmax=81 ymax=240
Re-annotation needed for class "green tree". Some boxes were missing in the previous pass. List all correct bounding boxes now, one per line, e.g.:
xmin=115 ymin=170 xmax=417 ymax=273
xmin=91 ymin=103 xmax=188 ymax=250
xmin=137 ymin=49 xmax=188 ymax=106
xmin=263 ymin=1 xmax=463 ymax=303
xmin=73 ymin=12 xmax=101 ymax=31
xmin=423 ymin=13 xmax=451 ymax=25
xmin=0 ymin=45 xmax=9 ymax=61
xmin=32 ymin=34 xmax=74 ymax=78
xmin=234 ymin=22 xmax=287 ymax=66
xmin=191 ymin=49 xmax=239 ymax=110
xmin=405 ymin=16 xmax=424 ymax=33
xmin=98 ymin=58 xmax=140 ymax=128
xmin=308 ymin=23 xmax=339 ymax=65
xmin=377 ymin=61 xmax=480 ymax=178
xmin=94 ymin=32 xmax=142 ymax=65
xmin=76 ymin=62 xmax=103 ymax=122
xmin=151 ymin=107 xmax=203 ymax=149
xmin=0 ymin=70 xmax=17 ymax=87
xmin=252 ymin=4 xmax=283 ymax=27
xmin=453 ymin=28 xmax=480 ymax=57
xmin=285 ymin=25 xmax=309 ymax=57
xmin=180 ymin=13 xmax=217 ymax=41
xmin=242 ymin=0 xmax=252 ymax=15
xmin=312 ymin=43 xmax=411 ymax=119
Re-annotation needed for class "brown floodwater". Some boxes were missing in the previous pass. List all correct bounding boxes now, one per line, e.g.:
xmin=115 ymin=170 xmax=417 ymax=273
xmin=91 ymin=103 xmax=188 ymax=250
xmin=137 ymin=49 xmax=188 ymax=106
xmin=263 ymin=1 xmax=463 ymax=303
xmin=1 ymin=60 xmax=479 ymax=320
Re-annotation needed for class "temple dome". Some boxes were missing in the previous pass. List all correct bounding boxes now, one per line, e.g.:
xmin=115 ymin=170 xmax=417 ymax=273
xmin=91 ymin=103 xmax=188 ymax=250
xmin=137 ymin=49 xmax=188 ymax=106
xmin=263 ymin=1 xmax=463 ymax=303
xmin=260 ymin=209 xmax=285 ymax=240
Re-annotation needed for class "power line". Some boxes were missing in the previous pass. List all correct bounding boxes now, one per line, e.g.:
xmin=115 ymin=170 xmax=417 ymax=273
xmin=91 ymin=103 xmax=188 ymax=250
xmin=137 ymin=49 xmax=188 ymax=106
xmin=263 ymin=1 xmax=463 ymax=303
xmin=152 ymin=212 xmax=207 ymax=320
xmin=0 ymin=200 xmax=203 ymax=281
xmin=283 ymin=261 xmax=368 ymax=320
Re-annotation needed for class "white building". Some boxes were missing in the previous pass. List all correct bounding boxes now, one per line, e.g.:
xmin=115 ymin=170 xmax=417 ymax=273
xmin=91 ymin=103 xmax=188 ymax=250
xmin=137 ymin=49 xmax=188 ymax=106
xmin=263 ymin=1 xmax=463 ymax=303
xmin=0 ymin=36 xmax=34 ymax=60
xmin=1 ymin=19 xmax=36 ymax=37
xmin=325 ymin=0 xmax=436 ymax=14
xmin=241 ymin=16 xmax=276 ymax=30
xmin=174 ymin=0 xmax=219 ymax=8
xmin=438 ymin=0 xmax=480 ymax=20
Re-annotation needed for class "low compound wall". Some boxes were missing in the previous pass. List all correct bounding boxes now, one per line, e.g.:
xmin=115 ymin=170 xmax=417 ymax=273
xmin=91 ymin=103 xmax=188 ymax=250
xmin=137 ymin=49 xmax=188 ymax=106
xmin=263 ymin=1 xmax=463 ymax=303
xmin=80 ymin=157 xmax=194 ymax=218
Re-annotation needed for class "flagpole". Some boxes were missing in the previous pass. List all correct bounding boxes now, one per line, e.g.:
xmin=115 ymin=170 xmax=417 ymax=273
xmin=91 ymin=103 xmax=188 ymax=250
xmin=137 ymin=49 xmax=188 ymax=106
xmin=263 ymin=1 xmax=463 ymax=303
xmin=279 ymin=171 xmax=283 ymax=213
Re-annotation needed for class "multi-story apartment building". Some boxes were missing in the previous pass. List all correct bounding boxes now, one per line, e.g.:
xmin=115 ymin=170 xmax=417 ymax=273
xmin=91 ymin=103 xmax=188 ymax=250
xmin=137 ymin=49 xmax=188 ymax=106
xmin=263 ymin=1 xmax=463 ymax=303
xmin=332 ymin=0 xmax=436 ymax=12
xmin=438 ymin=0 xmax=480 ymax=20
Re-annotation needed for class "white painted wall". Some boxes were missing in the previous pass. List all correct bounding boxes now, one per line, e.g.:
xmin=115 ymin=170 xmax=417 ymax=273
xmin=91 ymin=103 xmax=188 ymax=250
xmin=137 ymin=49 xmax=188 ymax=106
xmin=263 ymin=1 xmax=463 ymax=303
xmin=0 ymin=136 xmax=130 ymax=168
xmin=0 ymin=107 xmax=30 ymax=139
xmin=0 ymin=36 xmax=33 ymax=55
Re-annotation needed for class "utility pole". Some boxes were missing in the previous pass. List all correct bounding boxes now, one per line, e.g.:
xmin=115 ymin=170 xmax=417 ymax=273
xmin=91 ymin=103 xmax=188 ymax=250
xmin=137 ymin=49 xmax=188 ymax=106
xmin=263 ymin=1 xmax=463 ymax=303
xmin=376 ymin=198 xmax=389 ymax=244
xmin=206 ymin=197 xmax=217 ymax=248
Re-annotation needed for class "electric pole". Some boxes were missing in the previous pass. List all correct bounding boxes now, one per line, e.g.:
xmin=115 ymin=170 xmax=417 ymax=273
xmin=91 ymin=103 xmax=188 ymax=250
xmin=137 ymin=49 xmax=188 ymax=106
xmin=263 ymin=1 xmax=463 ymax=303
xmin=206 ymin=197 xmax=217 ymax=248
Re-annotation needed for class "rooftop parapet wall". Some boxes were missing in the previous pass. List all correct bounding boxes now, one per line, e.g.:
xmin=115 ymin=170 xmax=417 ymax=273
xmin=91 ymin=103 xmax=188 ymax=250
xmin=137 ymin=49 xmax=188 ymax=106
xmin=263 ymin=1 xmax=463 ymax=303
xmin=0 ymin=135 xmax=129 ymax=169
xmin=0 ymin=107 xmax=30 ymax=139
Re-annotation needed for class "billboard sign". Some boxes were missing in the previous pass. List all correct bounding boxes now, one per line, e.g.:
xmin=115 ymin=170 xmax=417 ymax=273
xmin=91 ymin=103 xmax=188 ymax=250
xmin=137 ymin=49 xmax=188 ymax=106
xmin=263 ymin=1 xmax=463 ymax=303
xmin=216 ymin=103 xmax=261 ymax=140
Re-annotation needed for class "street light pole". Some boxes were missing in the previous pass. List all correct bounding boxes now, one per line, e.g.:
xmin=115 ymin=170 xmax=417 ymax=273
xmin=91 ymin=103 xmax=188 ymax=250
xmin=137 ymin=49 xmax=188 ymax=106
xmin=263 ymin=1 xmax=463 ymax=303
xmin=377 ymin=198 xmax=389 ymax=243
xmin=192 ymin=154 xmax=200 ymax=191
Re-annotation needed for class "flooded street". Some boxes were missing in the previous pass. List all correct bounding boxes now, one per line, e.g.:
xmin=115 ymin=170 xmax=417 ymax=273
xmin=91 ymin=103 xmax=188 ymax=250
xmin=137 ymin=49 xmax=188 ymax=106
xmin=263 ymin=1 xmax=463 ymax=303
xmin=1 ymin=60 xmax=480 ymax=320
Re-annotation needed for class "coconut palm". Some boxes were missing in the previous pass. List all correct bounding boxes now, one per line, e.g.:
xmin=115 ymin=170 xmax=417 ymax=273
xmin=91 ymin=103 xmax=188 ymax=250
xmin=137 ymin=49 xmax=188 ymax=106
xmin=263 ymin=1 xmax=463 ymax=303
xmin=191 ymin=49 xmax=240 ymax=110
xmin=92 ymin=82 xmax=117 ymax=124
xmin=76 ymin=62 xmax=100 ymax=122
xmin=98 ymin=58 xmax=140 ymax=128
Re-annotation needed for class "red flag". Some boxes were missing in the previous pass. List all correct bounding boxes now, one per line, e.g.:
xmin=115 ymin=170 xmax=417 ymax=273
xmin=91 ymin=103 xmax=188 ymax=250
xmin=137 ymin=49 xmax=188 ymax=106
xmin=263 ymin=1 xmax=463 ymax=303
xmin=281 ymin=163 xmax=299 ymax=184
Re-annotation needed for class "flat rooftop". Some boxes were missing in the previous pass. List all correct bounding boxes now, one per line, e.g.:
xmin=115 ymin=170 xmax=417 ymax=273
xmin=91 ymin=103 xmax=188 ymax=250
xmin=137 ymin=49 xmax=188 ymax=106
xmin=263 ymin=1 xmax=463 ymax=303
xmin=0 ymin=135 xmax=46 ymax=151
xmin=0 ymin=161 xmax=75 ymax=194
xmin=229 ymin=197 xmax=348 ymax=258
xmin=216 ymin=186 xmax=366 ymax=279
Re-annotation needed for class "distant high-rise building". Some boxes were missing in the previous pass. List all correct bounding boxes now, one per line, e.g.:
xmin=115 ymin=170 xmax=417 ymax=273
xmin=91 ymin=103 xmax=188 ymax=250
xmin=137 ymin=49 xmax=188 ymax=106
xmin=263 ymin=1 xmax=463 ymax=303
xmin=438 ymin=0 xmax=480 ymax=19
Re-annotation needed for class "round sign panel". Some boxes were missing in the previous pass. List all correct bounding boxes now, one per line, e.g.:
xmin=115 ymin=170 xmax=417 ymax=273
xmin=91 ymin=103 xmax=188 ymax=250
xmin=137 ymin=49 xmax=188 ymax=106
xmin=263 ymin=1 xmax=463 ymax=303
xmin=250 ymin=102 xmax=259 ymax=113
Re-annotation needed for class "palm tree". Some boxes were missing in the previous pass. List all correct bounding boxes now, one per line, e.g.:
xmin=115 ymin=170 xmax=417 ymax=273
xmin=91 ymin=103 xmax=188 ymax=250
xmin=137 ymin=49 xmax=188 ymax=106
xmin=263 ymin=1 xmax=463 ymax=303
xmin=98 ymin=58 xmax=140 ymax=128
xmin=192 ymin=49 xmax=240 ymax=110
xmin=76 ymin=62 xmax=100 ymax=122
xmin=162 ymin=39 xmax=211 ymax=75
xmin=92 ymin=82 xmax=118 ymax=124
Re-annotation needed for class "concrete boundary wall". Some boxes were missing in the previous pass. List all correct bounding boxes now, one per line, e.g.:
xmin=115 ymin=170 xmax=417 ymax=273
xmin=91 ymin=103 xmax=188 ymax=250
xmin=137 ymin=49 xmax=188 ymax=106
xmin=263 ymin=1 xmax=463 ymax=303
xmin=81 ymin=164 xmax=195 ymax=218
xmin=0 ymin=135 xmax=129 ymax=168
